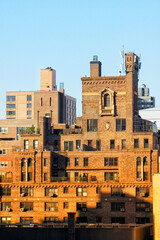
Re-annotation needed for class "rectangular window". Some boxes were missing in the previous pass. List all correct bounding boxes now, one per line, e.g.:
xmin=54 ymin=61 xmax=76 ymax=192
xmin=0 ymin=127 xmax=8 ymax=133
xmin=6 ymin=96 xmax=15 ymax=102
xmin=1 ymin=217 xmax=11 ymax=224
xmin=96 ymin=187 xmax=101 ymax=194
xmin=1 ymin=187 xmax=11 ymax=196
xmin=75 ymin=158 xmax=79 ymax=166
xmin=1 ymin=202 xmax=11 ymax=211
xmin=96 ymin=202 xmax=101 ymax=208
xmin=20 ymin=202 xmax=33 ymax=211
xmin=20 ymin=187 xmax=33 ymax=197
xmin=110 ymin=140 xmax=115 ymax=149
xmin=24 ymin=140 xmax=29 ymax=149
xmin=136 ymin=187 xmax=149 ymax=197
xmin=0 ymin=161 xmax=8 ymax=167
xmin=111 ymin=202 xmax=125 ymax=212
xmin=63 ymin=187 xmax=68 ymax=193
xmin=27 ymin=95 xmax=32 ymax=101
xmin=45 ymin=217 xmax=58 ymax=223
xmin=104 ymin=172 xmax=118 ymax=182
xmin=0 ymin=149 xmax=6 ymax=155
xmin=27 ymin=110 xmax=32 ymax=115
xmin=33 ymin=140 xmax=38 ymax=149
xmin=134 ymin=139 xmax=139 ymax=148
xmin=87 ymin=119 xmax=98 ymax=132
xmin=88 ymin=140 xmax=92 ymax=147
xmin=75 ymin=172 xmax=79 ymax=182
xmin=76 ymin=187 xmax=87 ymax=196
xmin=111 ymin=217 xmax=125 ymax=224
xmin=6 ymin=111 xmax=15 ymax=115
xmin=6 ymin=104 xmax=15 ymax=108
xmin=77 ymin=202 xmax=87 ymax=211
xmin=136 ymin=217 xmax=150 ymax=224
xmin=45 ymin=202 xmax=58 ymax=212
xmin=65 ymin=172 xmax=70 ymax=181
xmin=76 ymin=140 xmax=81 ymax=149
xmin=64 ymin=141 xmax=73 ymax=151
xmin=111 ymin=188 xmax=125 ymax=197
xmin=20 ymin=217 xmax=33 ymax=224
xmin=84 ymin=158 xmax=88 ymax=167
xmin=122 ymin=139 xmax=126 ymax=149
xmin=63 ymin=202 xmax=69 ymax=209
xmin=144 ymin=139 xmax=149 ymax=148
xmin=45 ymin=187 xmax=58 ymax=197
xmin=116 ymin=119 xmax=126 ymax=131
xmin=44 ymin=173 xmax=48 ymax=181
xmin=44 ymin=158 xmax=48 ymax=166
xmin=104 ymin=158 xmax=118 ymax=166
xmin=96 ymin=140 xmax=101 ymax=151
xmin=27 ymin=103 xmax=32 ymax=108
xmin=65 ymin=158 xmax=70 ymax=167
xmin=82 ymin=173 xmax=88 ymax=182
xmin=96 ymin=217 xmax=102 ymax=223
xmin=136 ymin=202 xmax=150 ymax=212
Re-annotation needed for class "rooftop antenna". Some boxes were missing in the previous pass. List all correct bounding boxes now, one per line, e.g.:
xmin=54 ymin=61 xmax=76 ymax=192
xmin=120 ymin=45 xmax=125 ymax=75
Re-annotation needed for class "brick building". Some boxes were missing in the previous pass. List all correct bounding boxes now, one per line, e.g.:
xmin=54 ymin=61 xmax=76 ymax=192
xmin=0 ymin=52 xmax=160 ymax=225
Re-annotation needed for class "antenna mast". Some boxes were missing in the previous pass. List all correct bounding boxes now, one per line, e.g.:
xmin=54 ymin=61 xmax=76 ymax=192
xmin=120 ymin=45 xmax=125 ymax=75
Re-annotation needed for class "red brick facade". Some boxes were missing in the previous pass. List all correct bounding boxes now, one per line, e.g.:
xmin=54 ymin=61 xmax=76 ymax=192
xmin=0 ymin=52 xmax=159 ymax=225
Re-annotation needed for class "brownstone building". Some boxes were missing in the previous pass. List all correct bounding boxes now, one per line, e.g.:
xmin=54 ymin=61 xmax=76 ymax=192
xmin=0 ymin=52 xmax=159 ymax=225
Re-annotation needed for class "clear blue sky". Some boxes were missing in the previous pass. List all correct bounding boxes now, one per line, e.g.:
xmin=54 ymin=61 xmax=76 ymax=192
xmin=0 ymin=0 xmax=160 ymax=118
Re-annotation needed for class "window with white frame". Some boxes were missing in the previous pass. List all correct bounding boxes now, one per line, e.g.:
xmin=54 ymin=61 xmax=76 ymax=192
xmin=0 ymin=127 xmax=8 ymax=133
xmin=33 ymin=140 xmax=38 ymax=149
xmin=76 ymin=187 xmax=87 ymax=196
xmin=24 ymin=140 xmax=29 ymax=149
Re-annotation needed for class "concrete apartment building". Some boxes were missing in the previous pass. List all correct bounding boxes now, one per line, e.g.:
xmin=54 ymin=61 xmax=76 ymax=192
xmin=0 ymin=52 xmax=160 ymax=228
xmin=138 ymin=84 xmax=155 ymax=110
xmin=6 ymin=67 xmax=76 ymax=126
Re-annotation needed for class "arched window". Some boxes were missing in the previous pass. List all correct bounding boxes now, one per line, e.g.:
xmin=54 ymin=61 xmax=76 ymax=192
xmin=21 ymin=158 xmax=26 ymax=167
xmin=104 ymin=94 xmax=110 ymax=107
xmin=136 ymin=157 xmax=141 ymax=166
xmin=143 ymin=157 xmax=148 ymax=166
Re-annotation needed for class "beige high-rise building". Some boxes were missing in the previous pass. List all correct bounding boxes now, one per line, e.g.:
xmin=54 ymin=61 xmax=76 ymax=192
xmin=6 ymin=67 xmax=76 ymax=126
